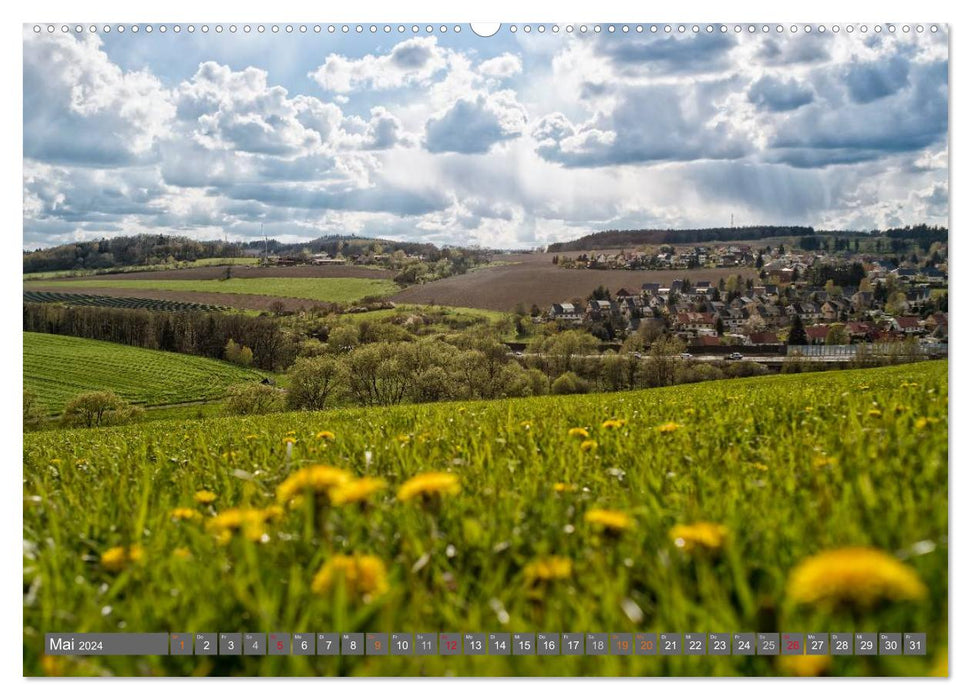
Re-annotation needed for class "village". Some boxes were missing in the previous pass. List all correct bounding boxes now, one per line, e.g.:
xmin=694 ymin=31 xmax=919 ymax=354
xmin=544 ymin=243 xmax=948 ymax=351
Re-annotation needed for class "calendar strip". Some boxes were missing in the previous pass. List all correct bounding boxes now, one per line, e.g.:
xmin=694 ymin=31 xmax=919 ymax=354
xmin=44 ymin=632 xmax=926 ymax=657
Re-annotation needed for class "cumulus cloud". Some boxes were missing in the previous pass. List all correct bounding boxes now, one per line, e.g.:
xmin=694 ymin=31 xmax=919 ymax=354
xmin=23 ymin=31 xmax=175 ymax=166
xmin=747 ymin=75 xmax=815 ymax=112
xmin=309 ymin=37 xmax=448 ymax=93
xmin=478 ymin=53 xmax=523 ymax=78
xmin=425 ymin=91 xmax=527 ymax=154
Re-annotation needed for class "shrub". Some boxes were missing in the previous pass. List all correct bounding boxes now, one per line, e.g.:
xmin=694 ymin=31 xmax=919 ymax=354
xmin=286 ymin=355 xmax=347 ymax=411
xmin=61 ymin=391 xmax=142 ymax=428
xmin=225 ymin=383 xmax=285 ymax=415
xmin=551 ymin=371 xmax=589 ymax=395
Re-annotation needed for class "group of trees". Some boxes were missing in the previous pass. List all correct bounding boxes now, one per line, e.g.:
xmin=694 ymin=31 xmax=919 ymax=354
xmin=24 ymin=388 xmax=143 ymax=430
xmin=23 ymin=234 xmax=245 ymax=273
xmin=23 ymin=303 xmax=298 ymax=370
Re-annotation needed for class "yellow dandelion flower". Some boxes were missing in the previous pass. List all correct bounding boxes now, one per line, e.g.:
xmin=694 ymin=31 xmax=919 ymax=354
xmin=670 ymin=522 xmax=728 ymax=552
xmin=568 ymin=427 xmax=589 ymax=438
xmin=580 ymin=439 xmax=598 ymax=452
xmin=685 ymin=408 xmax=696 ymax=416
xmin=396 ymin=433 xmax=411 ymax=444
xmin=194 ymin=490 xmax=217 ymax=505
xmin=207 ymin=508 xmax=273 ymax=543
xmin=787 ymin=547 xmax=927 ymax=607
xmin=261 ymin=504 xmax=285 ymax=521
xmin=244 ymin=434 xmax=259 ymax=440
xmin=751 ymin=462 xmax=769 ymax=472
xmin=524 ymin=556 xmax=572 ymax=584
xmin=276 ymin=465 xmax=352 ymax=505
xmin=316 ymin=430 xmax=336 ymax=441
xmin=601 ymin=419 xmax=627 ymax=430
xmin=779 ymin=654 xmax=831 ymax=677
xmin=585 ymin=509 xmax=633 ymax=532
xmin=553 ymin=482 xmax=576 ymax=493
xmin=330 ymin=477 xmax=387 ymax=506
xmin=520 ymin=420 xmax=532 ymax=429
xmin=812 ymin=455 xmax=837 ymax=469
xmin=170 ymin=507 xmax=202 ymax=521
xmin=868 ymin=409 xmax=883 ymax=418
xmin=311 ymin=554 xmax=389 ymax=599
xmin=282 ymin=436 xmax=296 ymax=445
xmin=915 ymin=417 xmax=929 ymax=430
xmin=40 ymin=655 xmax=68 ymax=676
xmin=172 ymin=547 xmax=192 ymax=560
xmin=397 ymin=472 xmax=460 ymax=502
xmin=100 ymin=545 xmax=141 ymax=573
xmin=657 ymin=422 xmax=681 ymax=433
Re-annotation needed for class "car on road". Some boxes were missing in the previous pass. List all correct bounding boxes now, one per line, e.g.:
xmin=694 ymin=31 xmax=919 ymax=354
xmin=633 ymin=352 xmax=643 ymax=359
xmin=680 ymin=352 xmax=693 ymax=360
xmin=727 ymin=352 xmax=744 ymax=360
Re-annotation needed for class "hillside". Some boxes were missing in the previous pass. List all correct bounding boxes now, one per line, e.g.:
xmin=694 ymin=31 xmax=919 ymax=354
xmin=546 ymin=226 xmax=817 ymax=252
xmin=23 ymin=361 xmax=947 ymax=676
xmin=23 ymin=332 xmax=268 ymax=412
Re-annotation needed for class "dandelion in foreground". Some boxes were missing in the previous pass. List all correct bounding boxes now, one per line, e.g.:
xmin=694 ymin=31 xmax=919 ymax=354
xmin=868 ymin=408 xmax=883 ymax=418
xmin=657 ymin=422 xmax=681 ymax=433
xmin=553 ymin=482 xmax=576 ymax=493
xmin=316 ymin=430 xmax=336 ymax=441
xmin=311 ymin=554 xmax=389 ymax=600
xmin=786 ymin=547 xmax=927 ymax=607
xmin=100 ymin=545 xmax=143 ymax=573
xmin=601 ymin=419 xmax=627 ymax=430
xmin=523 ymin=556 xmax=573 ymax=585
xmin=779 ymin=654 xmax=831 ymax=677
xmin=172 ymin=547 xmax=192 ymax=560
xmin=170 ymin=507 xmax=202 ymax=521
xmin=670 ymin=522 xmax=728 ymax=552
xmin=330 ymin=477 xmax=387 ymax=506
xmin=207 ymin=508 xmax=275 ymax=543
xmin=585 ymin=509 xmax=633 ymax=533
xmin=194 ymin=490 xmax=217 ymax=505
xmin=579 ymin=439 xmax=598 ymax=452
xmin=568 ymin=427 xmax=589 ymax=438
xmin=276 ymin=465 xmax=352 ymax=506
xmin=397 ymin=472 xmax=461 ymax=504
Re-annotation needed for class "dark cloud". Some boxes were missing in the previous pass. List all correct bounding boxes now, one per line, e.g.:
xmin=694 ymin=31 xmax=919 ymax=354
xmin=747 ymin=76 xmax=814 ymax=112
xmin=425 ymin=95 xmax=525 ymax=154
xmin=535 ymin=81 xmax=749 ymax=167
xmin=770 ymin=60 xmax=947 ymax=167
xmin=222 ymin=182 xmax=449 ymax=217
xmin=756 ymin=36 xmax=831 ymax=65
xmin=845 ymin=55 xmax=910 ymax=103
xmin=597 ymin=32 xmax=737 ymax=74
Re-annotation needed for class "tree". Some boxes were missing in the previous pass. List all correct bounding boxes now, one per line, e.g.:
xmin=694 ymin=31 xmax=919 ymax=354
xmin=787 ymin=315 xmax=808 ymax=346
xmin=224 ymin=339 xmax=241 ymax=364
xmin=238 ymin=346 xmax=254 ymax=367
xmin=641 ymin=335 xmax=686 ymax=387
xmin=825 ymin=323 xmax=849 ymax=346
xmin=551 ymin=371 xmax=588 ymax=395
xmin=61 ymin=391 xmax=140 ymax=428
xmin=226 ymin=383 xmax=284 ymax=415
xmin=286 ymin=355 xmax=347 ymax=411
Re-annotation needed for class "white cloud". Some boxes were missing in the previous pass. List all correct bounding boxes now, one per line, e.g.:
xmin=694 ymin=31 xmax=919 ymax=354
xmin=309 ymin=37 xmax=449 ymax=93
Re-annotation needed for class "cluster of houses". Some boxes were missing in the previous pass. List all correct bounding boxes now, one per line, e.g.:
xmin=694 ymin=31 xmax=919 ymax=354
xmin=556 ymin=245 xmax=756 ymax=270
xmin=545 ymin=261 xmax=948 ymax=348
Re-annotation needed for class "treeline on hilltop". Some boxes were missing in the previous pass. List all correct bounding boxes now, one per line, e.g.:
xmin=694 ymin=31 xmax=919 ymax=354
xmin=23 ymin=234 xmax=246 ymax=274
xmin=24 ymin=233 xmax=489 ymax=275
xmin=546 ymin=226 xmax=816 ymax=252
xmin=23 ymin=303 xmax=297 ymax=371
xmin=547 ymin=224 xmax=949 ymax=253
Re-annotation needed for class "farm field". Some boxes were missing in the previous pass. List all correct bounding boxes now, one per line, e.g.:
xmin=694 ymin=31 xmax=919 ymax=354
xmin=75 ymin=264 xmax=395 ymax=282
xmin=23 ymin=361 xmax=947 ymax=677
xmin=22 ymin=258 xmax=261 ymax=280
xmin=24 ymin=277 xmax=400 ymax=308
xmin=23 ymin=332 xmax=268 ymax=413
xmin=392 ymin=253 xmax=757 ymax=311
xmin=24 ymin=291 xmax=228 ymax=312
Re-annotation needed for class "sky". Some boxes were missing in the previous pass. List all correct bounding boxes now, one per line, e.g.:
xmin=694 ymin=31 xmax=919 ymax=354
xmin=22 ymin=24 xmax=949 ymax=250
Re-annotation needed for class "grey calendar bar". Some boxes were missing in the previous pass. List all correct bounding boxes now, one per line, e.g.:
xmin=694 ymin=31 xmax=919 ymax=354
xmin=45 ymin=633 xmax=169 ymax=656
xmin=43 ymin=631 xmax=927 ymax=656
